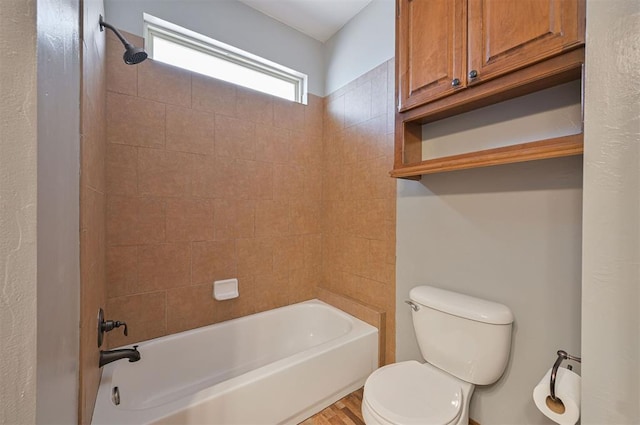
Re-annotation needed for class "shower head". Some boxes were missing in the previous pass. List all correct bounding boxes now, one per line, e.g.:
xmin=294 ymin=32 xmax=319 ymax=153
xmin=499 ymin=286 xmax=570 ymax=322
xmin=122 ymin=44 xmax=148 ymax=65
xmin=99 ymin=15 xmax=148 ymax=65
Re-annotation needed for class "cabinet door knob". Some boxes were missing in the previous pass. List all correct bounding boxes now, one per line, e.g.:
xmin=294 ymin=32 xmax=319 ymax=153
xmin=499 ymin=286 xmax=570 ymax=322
xmin=469 ymin=70 xmax=478 ymax=79
xmin=451 ymin=78 xmax=461 ymax=87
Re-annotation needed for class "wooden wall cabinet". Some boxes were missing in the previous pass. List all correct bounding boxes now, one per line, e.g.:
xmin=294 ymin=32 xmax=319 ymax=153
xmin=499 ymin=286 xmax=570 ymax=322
xmin=393 ymin=0 xmax=586 ymax=178
xmin=397 ymin=0 xmax=466 ymax=111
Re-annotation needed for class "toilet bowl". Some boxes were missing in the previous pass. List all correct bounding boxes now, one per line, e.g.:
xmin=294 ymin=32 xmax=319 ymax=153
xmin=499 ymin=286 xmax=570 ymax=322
xmin=362 ymin=286 xmax=514 ymax=425
xmin=362 ymin=361 xmax=473 ymax=425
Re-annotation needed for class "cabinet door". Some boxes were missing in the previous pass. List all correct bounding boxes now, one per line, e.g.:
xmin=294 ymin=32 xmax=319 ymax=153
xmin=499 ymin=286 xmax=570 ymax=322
xmin=397 ymin=0 xmax=466 ymax=112
xmin=468 ymin=0 xmax=584 ymax=84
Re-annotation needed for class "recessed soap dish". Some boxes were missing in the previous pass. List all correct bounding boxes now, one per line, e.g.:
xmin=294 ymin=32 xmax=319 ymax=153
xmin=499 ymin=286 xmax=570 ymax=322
xmin=213 ymin=278 xmax=239 ymax=300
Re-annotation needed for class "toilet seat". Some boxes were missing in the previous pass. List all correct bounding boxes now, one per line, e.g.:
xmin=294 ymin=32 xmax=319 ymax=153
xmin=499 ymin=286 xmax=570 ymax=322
xmin=363 ymin=361 xmax=463 ymax=425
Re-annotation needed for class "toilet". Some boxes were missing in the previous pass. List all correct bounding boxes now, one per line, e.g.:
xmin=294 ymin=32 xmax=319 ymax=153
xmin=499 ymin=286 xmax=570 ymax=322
xmin=362 ymin=285 xmax=514 ymax=425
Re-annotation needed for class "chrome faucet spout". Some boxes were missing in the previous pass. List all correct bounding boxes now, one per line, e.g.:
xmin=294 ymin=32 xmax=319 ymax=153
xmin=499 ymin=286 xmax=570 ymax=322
xmin=99 ymin=345 xmax=141 ymax=368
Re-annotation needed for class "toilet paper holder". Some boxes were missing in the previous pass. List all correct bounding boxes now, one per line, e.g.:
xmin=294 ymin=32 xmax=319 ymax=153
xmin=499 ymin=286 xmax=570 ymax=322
xmin=550 ymin=350 xmax=581 ymax=401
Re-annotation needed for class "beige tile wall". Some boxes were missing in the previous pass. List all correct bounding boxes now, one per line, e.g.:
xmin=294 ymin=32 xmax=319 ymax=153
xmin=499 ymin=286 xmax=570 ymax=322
xmin=104 ymin=31 xmax=396 ymax=364
xmin=320 ymin=61 xmax=397 ymax=364
xmin=317 ymin=288 xmax=387 ymax=366
xmin=105 ymin=32 xmax=323 ymax=348
xmin=79 ymin=1 xmax=107 ymax=423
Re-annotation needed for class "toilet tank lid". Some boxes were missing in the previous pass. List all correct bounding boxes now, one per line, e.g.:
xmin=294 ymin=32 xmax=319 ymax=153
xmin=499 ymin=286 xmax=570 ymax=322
xmin=410 ymin=286 xmax=514 ymax=325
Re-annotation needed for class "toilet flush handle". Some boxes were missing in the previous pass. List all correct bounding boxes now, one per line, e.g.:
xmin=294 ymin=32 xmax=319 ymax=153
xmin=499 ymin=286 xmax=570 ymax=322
xmin=405 ymin=300 xmax=420 ymax=312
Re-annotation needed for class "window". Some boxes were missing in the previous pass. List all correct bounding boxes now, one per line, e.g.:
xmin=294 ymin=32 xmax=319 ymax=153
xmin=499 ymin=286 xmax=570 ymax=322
xmin=143 ymin=14 xmax=308 ymax=104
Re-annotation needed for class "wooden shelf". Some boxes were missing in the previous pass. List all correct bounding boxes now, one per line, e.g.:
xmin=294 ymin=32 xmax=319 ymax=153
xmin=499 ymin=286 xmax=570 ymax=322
xmin=392 ymin=47 xmax=585 ymax=179
xmin=390 ymin=133 xmax=583 ymax=179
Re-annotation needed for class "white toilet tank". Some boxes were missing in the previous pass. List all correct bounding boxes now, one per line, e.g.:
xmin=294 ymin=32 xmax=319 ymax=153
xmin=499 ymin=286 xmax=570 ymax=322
xmin=409 ymin=285 xmax=514 ymax=386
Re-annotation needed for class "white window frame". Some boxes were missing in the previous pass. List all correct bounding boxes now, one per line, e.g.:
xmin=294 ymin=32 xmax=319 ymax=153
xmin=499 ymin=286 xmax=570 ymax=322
xmin=143 ymin=13 xmax=308 ymax=104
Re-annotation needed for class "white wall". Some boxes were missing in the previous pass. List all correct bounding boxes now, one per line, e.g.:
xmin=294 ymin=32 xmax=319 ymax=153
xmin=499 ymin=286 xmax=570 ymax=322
xmin=397 ymin=156 xmax=583 ymax=424
xmin=35 ymin=0 xmax=81 ymax=422
xmin=582 ymin=1 xmax=640 ymax=423
xmin=104 ymin=0 xmax=325 ymax=96
xmin=422 ymin=81 xmax=583 ymax=159
xmin=324 ymin=0 xmax=395 ymax=95
xmin=0 ymin=1 xmax=38 ymax=423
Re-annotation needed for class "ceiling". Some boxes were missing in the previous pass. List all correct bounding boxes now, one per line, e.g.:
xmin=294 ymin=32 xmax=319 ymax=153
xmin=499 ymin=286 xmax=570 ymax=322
xmin=237 ymin=0 xmax=374 ymax=42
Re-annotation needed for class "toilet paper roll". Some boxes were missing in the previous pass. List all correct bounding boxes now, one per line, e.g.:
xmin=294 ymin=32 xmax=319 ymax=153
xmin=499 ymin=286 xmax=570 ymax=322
xmin=533 ymin=367 xmax=581 ymax=425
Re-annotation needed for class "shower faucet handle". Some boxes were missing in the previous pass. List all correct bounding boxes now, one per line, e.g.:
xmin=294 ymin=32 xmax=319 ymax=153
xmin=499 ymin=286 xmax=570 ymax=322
xmin=117 ymin=321 xmax=128 ymax=336
xmin=98 ymin=308 xmax=130 ymax=347
xmin=102 ymin=320 xmax=128 ymax=336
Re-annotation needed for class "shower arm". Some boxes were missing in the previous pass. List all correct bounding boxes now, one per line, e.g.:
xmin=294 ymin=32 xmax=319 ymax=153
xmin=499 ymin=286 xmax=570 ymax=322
xmin=99 ymin=15 xmax=133 ymax=48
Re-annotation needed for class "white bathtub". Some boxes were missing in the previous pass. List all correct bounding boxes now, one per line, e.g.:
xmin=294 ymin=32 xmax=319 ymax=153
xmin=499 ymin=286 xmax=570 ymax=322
xmin=92 ymin=299 xmax=378 ymax=425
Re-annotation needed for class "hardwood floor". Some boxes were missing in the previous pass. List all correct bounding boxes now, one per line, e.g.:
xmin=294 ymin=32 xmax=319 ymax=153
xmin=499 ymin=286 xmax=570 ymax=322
xmin=299 ymin=388 xmax=482 ymax=425
xmin=300 ymin=388 xmax=365 ymax=425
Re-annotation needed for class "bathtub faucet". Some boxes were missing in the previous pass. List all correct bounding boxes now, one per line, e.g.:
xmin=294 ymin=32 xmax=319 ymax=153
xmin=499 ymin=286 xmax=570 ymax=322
xmin=99 ymin=345 xmax=141 ymax=368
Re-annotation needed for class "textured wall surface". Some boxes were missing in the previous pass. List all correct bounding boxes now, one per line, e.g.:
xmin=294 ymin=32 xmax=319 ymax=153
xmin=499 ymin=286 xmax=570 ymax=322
xmin=582 ymin=1 xmax=640 ymax=423
xmin=79 ymin=0 xmax=108 ymax=423
xmin=0 ymin=1 xmax=38 ymax=423
xmin=104 ymin=31 xmax=323 ymax=347
xmin=321 ymin=60 xmax=397 ymax=364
